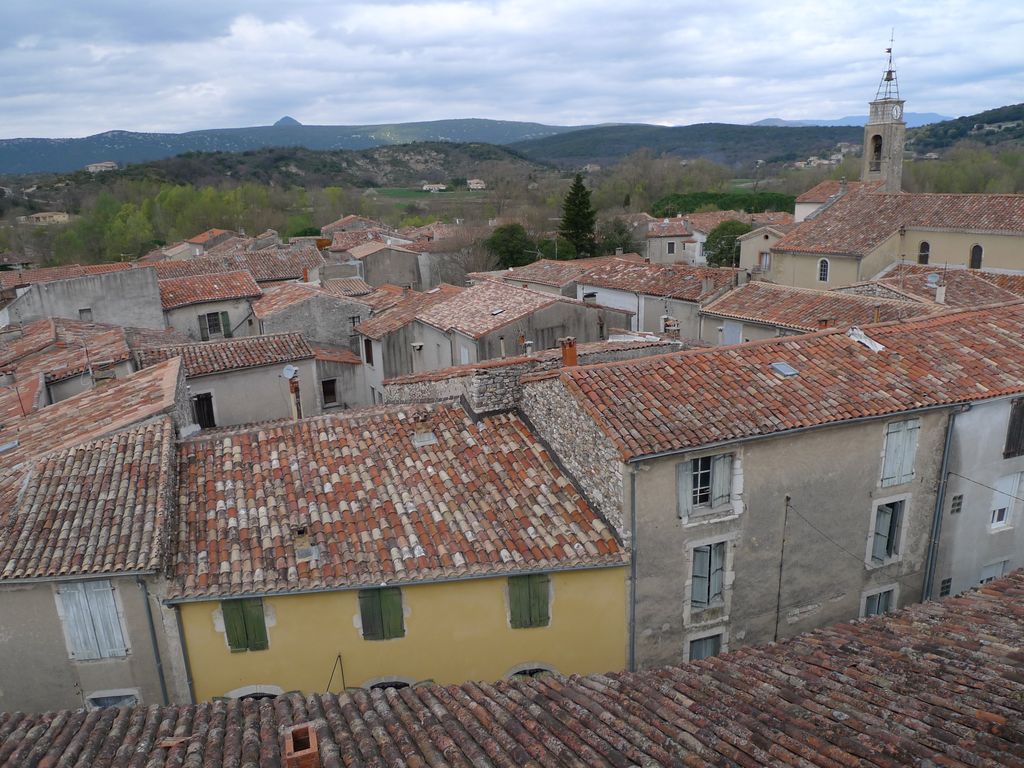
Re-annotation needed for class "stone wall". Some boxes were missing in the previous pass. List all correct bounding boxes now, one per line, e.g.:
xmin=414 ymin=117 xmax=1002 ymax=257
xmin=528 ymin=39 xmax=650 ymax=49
xmin=832 ymin=283 xmax=917 ymax=301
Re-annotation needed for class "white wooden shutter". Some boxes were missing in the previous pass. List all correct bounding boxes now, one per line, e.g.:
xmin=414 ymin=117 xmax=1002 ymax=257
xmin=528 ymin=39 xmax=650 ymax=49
xmin=691 ymin=546 xmax=710 ymax=607
xmin=59 ymin=583 xmax=101 ymax=660
xmin=992 ymin=474 xmax=1020 ymax=519
xmin=86 ymin=580 xmax=126 ymax=658
xmin=709 ymin=543 xmax=725 ymax=603
xmin=677 ymin=462 xmax=693 ymax=518
xmin=898 ymin=420 xmax=920 ymax=483
xmin=881 ymin=422 xmax=906 ymax=487
xmin=872 ymin=506 xmax=893 ymax=561
xmin=711 ymin=455 xmax=733 ymax=507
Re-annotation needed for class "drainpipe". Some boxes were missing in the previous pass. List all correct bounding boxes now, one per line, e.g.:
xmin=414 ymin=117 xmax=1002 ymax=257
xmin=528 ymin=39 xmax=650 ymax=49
xmin=174 ymin=604 xmax=197 ymax=704
xmin=137 ymin=577 xmax=170 ymax=705
xmin=924 ymin=405 xmax=966 ymax=600
xmin=628 ymin=467 xmax=638 ymax=672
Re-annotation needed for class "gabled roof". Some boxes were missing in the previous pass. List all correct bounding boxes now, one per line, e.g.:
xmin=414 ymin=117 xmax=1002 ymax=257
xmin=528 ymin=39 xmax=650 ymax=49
xmin=9 ymin=571 xmax=1024 ymax=766
xmin=308 ymin=342 xmax=361 ymax=365
xmin=702 ymin=281 xmax=937 ymax=331
xmin=137 ymin=333 xmax=314 ymax=377
xmin=185 ymin=228 xmax=233 ymax=245
xmin=545 ymin=301 xmax=1024 ymax=460
xmin=775 ymin=185 xmax=1024 ymax=257
xmin=866 ymin=263 xmax=1024 ymax=307
xmin=646 ymin=211 xmax=793 ymax=238
xmin=150 ymin=247 xmax=324 ymax=283
xmin=416 ymin=281 xmax=560 ymax=339
xmin=251 ymin=281 xmax=365 ymax=319
xmin=158 ymin=270 xmax=262 ymax=310
xmin=494 ymin=254 xmax=644 ymax=289
xmin=320 ymin=277 xmax=374 ymax=297
xmin=579 ymin=260 xmax=738 ymax=301
xmin=326 ymin=228 xmax=400 ymax=253
xmin=0 ymin=262 xmax=136 ymax=292
xmin=356 ymin=284 xmax=464 ymax=340
xmin=320 ymin=214 xmax=384 ymax=235
xmin=0 ymin=318 xmax=131 ymax=383
xmin=795 ymin=179 xmax=872 ymax=204
xmin=347 ymin=240 xmax=418 ymax=259
xmin=358 ymin=283 xmax=408 ymax=311
xmin=171 ymin=403 xmax=623 ymax=599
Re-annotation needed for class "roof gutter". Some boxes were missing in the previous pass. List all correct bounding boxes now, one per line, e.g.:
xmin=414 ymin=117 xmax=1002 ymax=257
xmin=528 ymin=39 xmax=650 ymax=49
xmin=0 ymin=569 xmax=154 ymax=586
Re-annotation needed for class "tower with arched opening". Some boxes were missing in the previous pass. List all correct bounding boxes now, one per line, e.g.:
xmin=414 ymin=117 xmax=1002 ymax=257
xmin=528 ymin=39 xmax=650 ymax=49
xmin=860 ymin=47 xmax=906 ymax=193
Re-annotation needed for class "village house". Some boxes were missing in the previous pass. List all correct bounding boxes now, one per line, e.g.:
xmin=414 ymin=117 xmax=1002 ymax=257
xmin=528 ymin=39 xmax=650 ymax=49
xmin=517 ymin=303 xmax=1024 ymax=668
xmin=736 ymin=221 xmax=799 ymax=275
xmin=307 ymin=341 xmax=367 ymax=411
xmin=184 ymin=228 xmax=238 ymax=256
xmin=85 ymin=160 xmax=118 ymax=173
xmin=158 ymin=271 xmax=262 ymax=340
xmin=251 ymin=281 xmax=372 ymax=349
xmin=16 ymin=211 xmax=71 ymax=225
xmin=575 ymin=258 xmax=738 ymax=337
xmin=320 ymin=276 xmax=375 ymax=299
xmin=6 ymin=571 xmax=1022 ymax=766
xmin=0 ymin=359 xmax=195 ymax=713
xmin=647 ymin=211 xmax=794 ymax=266
xmin=338 ymin=240 xmax=425 ymax=290
xmin=150 ymin=247 xmax=324 ymax=285
xmin=471 ymin=253 xmax=644 ymax=297
xmin=698 ymin=280 xmax=937 ymax=344
xmin=320 ymin=214 xmax=385 ymax=237
xmin=136 ymin=333 xmax=320 ymax=429
xmin=169 ymin=402 xmax=626 ymax=700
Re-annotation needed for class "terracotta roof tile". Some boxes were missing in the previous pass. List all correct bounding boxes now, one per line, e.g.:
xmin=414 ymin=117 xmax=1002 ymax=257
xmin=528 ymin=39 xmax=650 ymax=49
xmin=795 ymin=179 xmax=872 ymax=203
xmin=185 ymin=228 xmax=233 ymax=245
xmin=8 ymin=570 xmax=1024 ymax=765
xmin=646 ymin=210 xmax=793 ymax=238
xmin=493 ymin=254 xmax=644 ymax=288
xmin=703 ymin=281 xmax=938 ymax=331
xmin=321 ymin=214 xmax=385 ymax=236
xmin=0 ymin=318 xmax=131 ymax=384
xmin=158 ymin=270 xmax=262 ymax=310
xmin=308 ymin=342 xmax=361 ymax=365
xmin=150 ymin=248 xmax=324 ymax=283
xmin=251 ymin=281 xmax=365 ymax=319
xmin=356 ymin=284 xmax=464 ymax=340
xmin=171 ymin=403 xmax=623 ymax=599
xmin=137 ymin=333 xmax=314 ymax=377
xmin=580 ymin=260 xmax=738 ymax=301
xmin=347 ymin=240 xmax=418 ymax=259
xmin=0 ymin=262 xmax=136 ymax=291
xmin=554 ymin=301 xmax=1024 ymax=460
xmin=416 ymin=282 xmax=565 ymax=339
xmin=869 ymin=263 xmax=1024 ymax=307
xmin=325 ymin=228 xmax=401 ymax=252
xmin=321 ymin=277 xmax=374 ymax=297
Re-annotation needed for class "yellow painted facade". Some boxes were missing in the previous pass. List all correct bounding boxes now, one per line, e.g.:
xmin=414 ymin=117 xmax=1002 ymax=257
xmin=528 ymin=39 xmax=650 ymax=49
xmin=178 ymin=567 xmax=627 ymax=701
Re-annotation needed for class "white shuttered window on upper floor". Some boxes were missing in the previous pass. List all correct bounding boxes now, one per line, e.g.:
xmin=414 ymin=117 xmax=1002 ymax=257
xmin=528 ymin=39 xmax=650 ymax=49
xmin=56 ymin=580 xmax=128 ymax=661
xmin=881 ymin=418 xmax=920 ymax=487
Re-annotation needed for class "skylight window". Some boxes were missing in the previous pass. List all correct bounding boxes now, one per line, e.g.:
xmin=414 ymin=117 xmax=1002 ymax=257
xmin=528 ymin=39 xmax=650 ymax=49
xmin=490 ymin=308 xmax=506 ymax=316
xmin=770 ymin=362 xmax=799 ymax=378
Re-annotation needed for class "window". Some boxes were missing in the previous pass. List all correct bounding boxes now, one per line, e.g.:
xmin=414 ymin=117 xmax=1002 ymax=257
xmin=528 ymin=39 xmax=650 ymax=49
xmin=949 ymin=494 xmax=963 ymax=515
xmin=939 ymin=578 xmax=952 ymax=597
xmin=193 ymin=393 xmax=216 ymax=429
xmin=78 ymin=307 xmax=93 ymax=322
xmin=677 ymin=454 xmax=732 ymax=518
xmin=870 ymin=134 xmax=883 ymax=171
xmin=969 ymin=244 xmax=983 ymax=270
xmin=1004 ymin=399 xmax=1024 ymax=458
xmin=688 ymin=634 xmax=722 ymax=661
xmin=667 ymin=241 xmax=676 ymax=255
xmin=348 ymin=315 xmax=361 ymax=331
xmin=880 ymin=419 xmax=920 ymax=487
xmin=980 ymin=560 xmax=1009 ymax=584
xmin=321 ymin=379 xmax=338 ymax=406
xmin=917 ymin=241 xmax=930 ymax=265
xmin=363 ymin=338 xmax=374 ymax=366
xmin=222 ymin=598 xmax=269 ymax=652
xmin=359 ymin=588 xmax=404 ymax=640
xmin=87 ymin=690 xmax=138 ymax=709
xmin=990 ymin=474 xmax=1019 ymax=529
xmin=863 ymin=588 xmax=895 ymax=617
xmin=871 ymin=499 xmax=904 ymax=563
xmin=691 ymin=542 xmax=726 ymax=609
xmin=198 ymin=311 xmax=232 ymax=341
xmin=509 ymin=574 xmax=550 ymax=628
xmin=817 ymin=258 xmax=829 ymax=283
xmin=758 ymin=251 xmax=772 ymax=271
xmin=56 ymin=580 xmax=127 ymax=661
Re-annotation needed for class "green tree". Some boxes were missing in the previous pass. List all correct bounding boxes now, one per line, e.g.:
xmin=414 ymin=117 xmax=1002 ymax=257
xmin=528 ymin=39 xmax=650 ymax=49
xmin=704 ymin=220 xmax=753 ymax=267
xmin=558 ymin=174 xmax=597 ymax=258
xmin=483 ymin=223 xmax=536 ymax=269
xmin=538 ymin=236 xmax=576 ymax=260
xmin=595 ymin=218 xmax=639 ymax=255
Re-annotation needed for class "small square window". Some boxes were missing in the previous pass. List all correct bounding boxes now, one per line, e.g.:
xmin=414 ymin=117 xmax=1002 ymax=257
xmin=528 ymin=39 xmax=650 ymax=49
xmin=864 ymin=588 xmax=895 ymax=617
xmin=688 ymin=634 xmax=722 ymax=661
xmin=667 ymin=241 xmax=676 ymax=255
xmin=939 ymin=578 xmax=952 ymax=597
xmin=78 ymin=308 xmax=93 ymax=322
xmin=949 ymin=494 xmax=963 ymax=515
xmin=980 ymin=560 xmax=1008 ymax=584
xmin=321 ymin=379 xmax=337 ymax=406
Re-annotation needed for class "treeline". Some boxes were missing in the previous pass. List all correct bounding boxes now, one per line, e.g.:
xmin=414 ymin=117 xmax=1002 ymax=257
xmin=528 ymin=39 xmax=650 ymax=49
xmin=650 ymin=191 xmax=796 ymax=217
xmin=903 ymin=145 xmax=1024 ymax=193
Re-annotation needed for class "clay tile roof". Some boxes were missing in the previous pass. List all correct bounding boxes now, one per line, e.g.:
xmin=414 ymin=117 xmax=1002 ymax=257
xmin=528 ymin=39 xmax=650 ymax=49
xmin=10 ymin=570 xmax=1024 ymax=765
xmin=149 ymin=248 xmax=324 ymax=283
xmin=496 ymin=255 xmax=642 ymax=288
xmin=416 ymin=282 xmax=564 ymax=339
xmin=555 ymin=301 xmax=1024 ymax=460
xmin=348 ymin=240 xmax=418 ymax=259
xmin=251 ymin=281 xmax=357 ymax=319
xmin=702 ymin=281 xmax=938 ymax=331
xmin=320 ymin=214 xmax=384 ymax=236
xmin=321 ymin=277 xmax=374 ymax=297
xmin=776 ymin=186 xmax=1024 ymax=257
xmin=871 ymin=263 xmax=1024 ymax=307
xmin=0 ymin=262 xmax=136 ymax=291
xmin=645 ymin=216 xmax=693 ymax=238
xmin=579 ymin=260 xmax=738 ymax=301
xmin=326 ymin=228 xmax=397 ymax=252
xmin=308 ymin=342 xmax=361 ymax=365
xmin=185 ymin=227 xmax=232 ymax=245
xmin=356 ymin=284 xmax=464 ymax=340
xmin=0 ymin=416 xmax=176 ymax=580
xmin=795 ymin=179 xmax=870 ymax=203
xmin=158 ymin=270 xmax=262 ymax=310
xmin=646 ymin=211 xmax=793 ymax=239
xmin=0 ymin=318 xmax=132 ymax=384
xmin=137 ymin=333 xmax=313 ymax=377
xmin=171 ymin=402 xmax=623 ymax=599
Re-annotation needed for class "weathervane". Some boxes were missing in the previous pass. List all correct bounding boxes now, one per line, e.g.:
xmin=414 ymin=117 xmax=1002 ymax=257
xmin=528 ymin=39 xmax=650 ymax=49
xmin=875 ymin=30 xmax=900 ymax=101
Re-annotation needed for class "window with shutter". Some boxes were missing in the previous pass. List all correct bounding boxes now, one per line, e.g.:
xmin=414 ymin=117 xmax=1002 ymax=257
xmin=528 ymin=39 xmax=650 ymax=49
xmin=1005 ymin=400 xmax=1024 ymax=458
xmin=990 ymin=474 xmax=1019 ymax=529
xmin=688 ymin=634 xmax=722 ymax=661
xmin=198 ymin=313 xmax=210 ymax=341
xmin=359 ymin=588 xmax=404 ymax=639
xmin=220 ymin=311 xmax=233 ymax=338
xmin=508 ymin=574 xmax=550 ymax=628
xmin=863 ymin=588 xmax=894 ymax=617
xmin=691 ymin=542 xmax=726 ymax=609
xmin=881 ymin=419 xmax=919 ymax=487
xmin=57 ymin=580 xmax=127 ymax=661
xmin=221 ymin=598 xmax=267 ymax=651
xmin=679 ymin=454 xmax=733 ymax=519
xmin=870 ymin=500 xmax=904 ymax=564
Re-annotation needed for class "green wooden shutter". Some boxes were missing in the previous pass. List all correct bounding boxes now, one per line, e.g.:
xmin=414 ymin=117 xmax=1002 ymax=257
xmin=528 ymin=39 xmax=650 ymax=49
xmin=222 ymin=601 xmax=248 ymax=651
xmin=220 ymin=311 xmax=233 ymax=338
xmin=380 ymin=588 xmax=405 ymax=639
xmin=509 ymin=576 xmax=531 ymax=628
xmin=198 ymin=314 xmax=210 ymax=341
xmin=529 ymin=574 xmax=549 ymax=627
xmin=359 ymin=590 xmax=384 ymax=640
xmin=242 ymin=598 xmax=268 ymax=650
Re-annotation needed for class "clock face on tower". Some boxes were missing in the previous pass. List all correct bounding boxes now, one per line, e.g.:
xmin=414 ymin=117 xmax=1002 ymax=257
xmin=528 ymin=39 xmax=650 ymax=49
xmin=891 ymin=104 xmax=903 ymax=120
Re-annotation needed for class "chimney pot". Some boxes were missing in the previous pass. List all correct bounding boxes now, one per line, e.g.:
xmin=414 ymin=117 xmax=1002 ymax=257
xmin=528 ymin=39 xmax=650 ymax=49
xmin=559 ymin=337 xmax=578 ymax=367
xmin=935 ymin=285 xmax=947 ymax=305
xmin=285 ymin=724 xmax=319 ymax=768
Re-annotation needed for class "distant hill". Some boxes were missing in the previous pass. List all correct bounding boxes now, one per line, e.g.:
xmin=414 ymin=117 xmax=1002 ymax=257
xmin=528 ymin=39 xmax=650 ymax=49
xmin=753 ymin=113 xmax=949 ymax=128
xmin=0 ymin=119 xmax=593 ymax=175
xmin=510 ymin=123 xmax=863 ymax=167
xmin=907 ymin=103 xmax=1024 ymax=154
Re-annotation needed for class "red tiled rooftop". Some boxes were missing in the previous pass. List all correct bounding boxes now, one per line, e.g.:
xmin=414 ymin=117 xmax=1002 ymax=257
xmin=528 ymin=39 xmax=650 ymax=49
xmin=150 ymin=247 xmax=324 ymax=283
xmin=0 ymin=318 xmax=132 ymax=384
xmin=308 ymin=342 xmax=361 ymax=365
xmin=137 ymin=333 xmax=314 ymax=377
xmin=579 ymin=259 xmax=738 ymax=301
xmin=870 ymin=263 xmax=1024 ymax=307
xmin=325 ymin=228 xmax=396 ymax=253
xmin=158 ymin=270 xmax=262 ymax=310
xmin=320 ymin=277 xmax=374 ymax=297
xmin=185 ymin=228 xmax=232 ymax=245
xmin=495 ymin=254 xmax=643 ymax=288
xmin=347 ymin=240 xmax=418 ymax=259
xmin=0 ymin=262 xmax=136 ymax=291
xmin=702 ymin=281 xmax=938 ymax=331
xmin=795 ymin=179 xmax=873 ymax=203
xmin=552 ymin=301 xmax=1024 ymax=460
xmin=416 ymin=281 xmax=562 ymax=339
xmin=320 ymin=214 xmax=384 ymax=236
xmin=251 ymin=281 xmax=364 ymax=319
xmin=7 ymin=570 xmax=1024 ymax=765
xmin=171 ymin=403 xmax=623 ymax=599
xmin=646 ymin=210 xmax=793 ymax=238
xmin=356 ymin=284 xmax=464 ymax=340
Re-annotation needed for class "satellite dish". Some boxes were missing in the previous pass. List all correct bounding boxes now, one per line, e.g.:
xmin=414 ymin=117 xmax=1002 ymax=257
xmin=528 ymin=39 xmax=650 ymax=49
xmin=925 ymin=273 xmax=941 ymax=286
xmin=281 ymin=364 xmax=298 ymax=380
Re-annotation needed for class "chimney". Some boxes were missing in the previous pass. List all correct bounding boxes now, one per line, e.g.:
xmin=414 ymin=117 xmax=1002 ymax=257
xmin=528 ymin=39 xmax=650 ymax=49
xmin=873 ymin=305 xmax=881 ymax=323
xmin=284 ymin=724 xmax=319 ymax=768
xmin=302 ymin=267 xmax=309 ymax=282
xmin=499 ymin=335 xmax=506 ymax=359
xmin=615 ymin=247 xmax=623 ymax=256
xmin=935 ymin=285 xmax=947 ymax=305
xmin=817 ymin=318 xmax=832 ymax=329
xmin=559 ymin=337 xmax=578 ymax=367
xmin=700 ymin=277 xmax=714 ymax=295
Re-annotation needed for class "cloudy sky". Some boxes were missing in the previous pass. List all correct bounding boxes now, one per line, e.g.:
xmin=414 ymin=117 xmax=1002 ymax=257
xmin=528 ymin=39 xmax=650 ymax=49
xmin=1 ymin=1 xmax=1021 ymax=138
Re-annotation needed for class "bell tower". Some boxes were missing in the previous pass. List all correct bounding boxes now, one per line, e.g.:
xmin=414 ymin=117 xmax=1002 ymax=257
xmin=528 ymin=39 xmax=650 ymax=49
xmin=861 ymin=46 xmax=906 ymax=193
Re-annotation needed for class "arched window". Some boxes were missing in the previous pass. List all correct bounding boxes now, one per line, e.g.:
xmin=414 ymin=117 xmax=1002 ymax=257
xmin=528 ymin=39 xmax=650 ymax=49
xmin=870 ymin=135 xmax=883 ymax=171
xmin=917 ymin=242 xmax=930 ymax=265
xmin=817 ymin=259 xmax=830 ymax=283
xmin=970 ymin=244 xmax=983 ymax=269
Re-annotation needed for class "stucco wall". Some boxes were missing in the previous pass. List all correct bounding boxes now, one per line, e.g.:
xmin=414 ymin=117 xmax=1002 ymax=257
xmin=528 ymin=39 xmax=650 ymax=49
xmin=316 ymin=359 xmax=369 ymax=410
xmin=187 ymin=357 xmax=319 ymax=427
xmin=48 ymin=360 xmax=135 ymax=403
xmin=640 ymin=295 xmax=701 ymax=338
xmin=697 ymin=316 xmax=785 ymax=345
xmin=260 ymin=294 xmax=369 ymax=348
xmin=4 ymin=269 xmax=165 ymax=329
xmin=363 ymin=250 xmax=422 ymax=291
xmin=165 ymin=299 xmax=256 ymax=341
xmin=899 ymin=229 xmax=1024 ymax=272
xmin=177 ymin=567 xmax=627 ymax=701
xmin=764 ymin=251 xmax=862 ymax=289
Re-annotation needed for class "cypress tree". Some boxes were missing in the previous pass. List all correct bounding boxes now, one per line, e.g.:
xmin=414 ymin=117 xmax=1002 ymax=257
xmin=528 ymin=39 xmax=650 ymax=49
xmin=558 ymin=174 xmax=597 ymax=258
